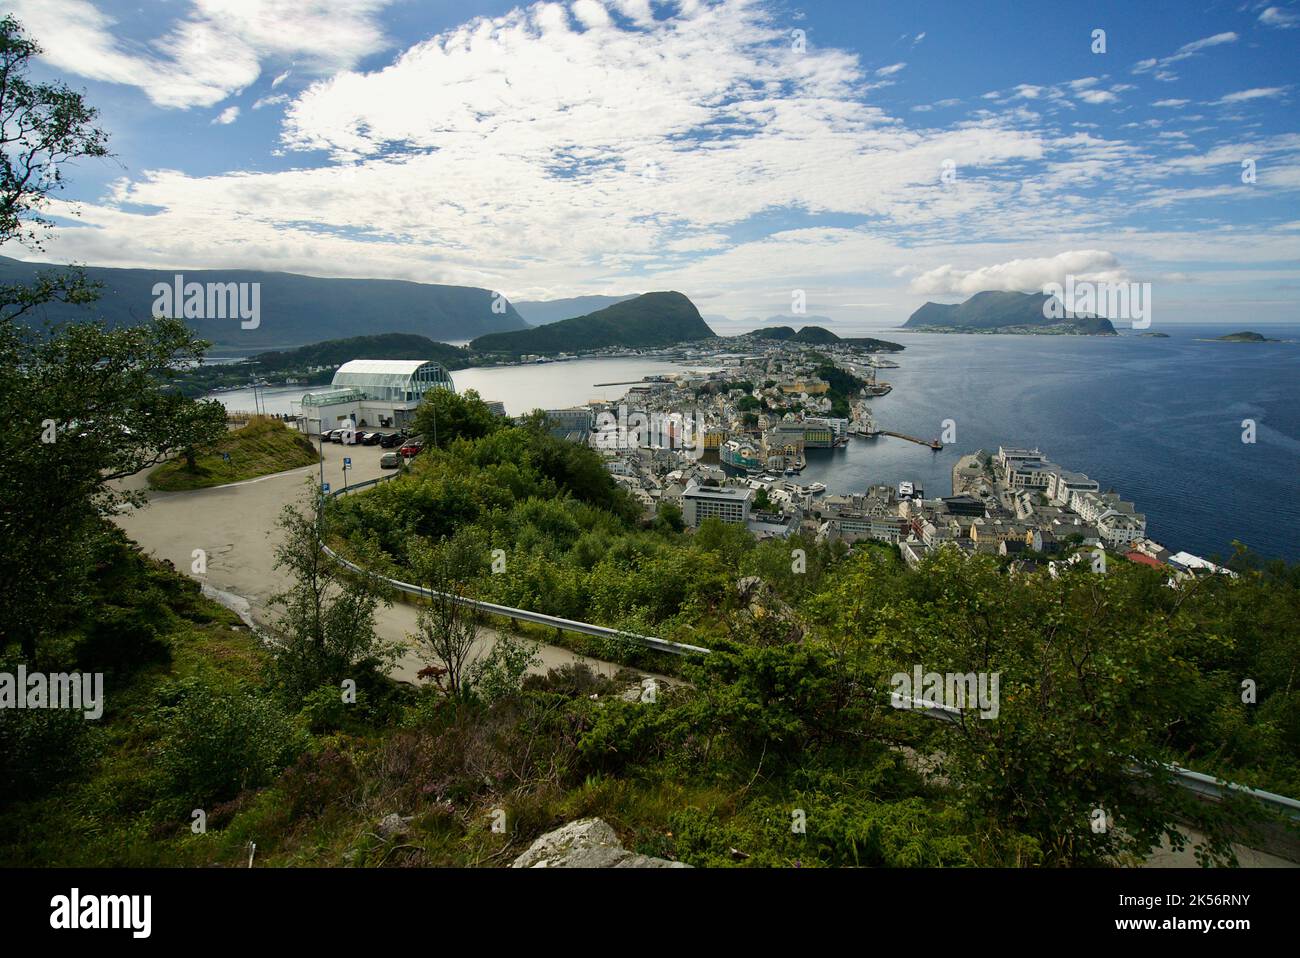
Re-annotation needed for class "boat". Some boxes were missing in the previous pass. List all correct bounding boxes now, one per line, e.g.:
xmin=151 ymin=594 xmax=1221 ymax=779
xmin=809 ymin=482 xmax=827 ymax=495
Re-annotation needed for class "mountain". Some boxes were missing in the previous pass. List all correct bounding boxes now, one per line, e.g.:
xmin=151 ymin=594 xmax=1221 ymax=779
xmin=469 ymin=291 xmax=716 ymax=355
xmin=903 ymin=290 xmax=1117 ymax=335
xmin=512 ymin=294 xmax=639 ymax=326
xmin=753 ymin=325 xmax=835 ymax=343
xmin=749 ymin=325 xmax=903 ymax=351
xmin=0 ymin=255 xmax=528 ymax=348
xmin=249 ymin=333 xmax=470 ymax=371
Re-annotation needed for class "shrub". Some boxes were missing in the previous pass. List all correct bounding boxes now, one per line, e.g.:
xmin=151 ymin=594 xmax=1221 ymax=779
xmin=151 ymin=676 xmax=306 ymax=809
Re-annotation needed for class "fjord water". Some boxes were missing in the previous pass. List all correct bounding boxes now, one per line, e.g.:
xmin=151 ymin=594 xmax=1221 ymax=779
xmin=797 ymin=323 xmax=1299 ymax=563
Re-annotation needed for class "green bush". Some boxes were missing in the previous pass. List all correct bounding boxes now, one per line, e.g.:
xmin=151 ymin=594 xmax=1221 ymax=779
xmin=151 ymin=676 xmax=306 ymax=809
xmin=0 ymin=707 xmax=101 ymax=804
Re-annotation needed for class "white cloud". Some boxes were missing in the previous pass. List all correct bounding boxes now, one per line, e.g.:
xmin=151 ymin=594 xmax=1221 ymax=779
xmin=909 ymin=250 xmax=1127 ymax=296
xmin=9 ymin=0 xmax=395 ymax=108
xmin=1212 ymin=87 xmax=1289 ymax=105
xmin=1131 ymin=30 xmax=1238 ymax=79
xmin=9 ymin=0 xmax=1298 ymax=319
xmin=1153 ymin=99 xmax=1189 ymax=108
xmin=1259 ymin=7 xmax=1300 ymax=29
xmin=876 ymin=62 xmax=907 ymax=77
xmin=211 ymin=105 xmax=240 ymax=125
xmin=1077 ymin=89 xmax=1118 ymax=105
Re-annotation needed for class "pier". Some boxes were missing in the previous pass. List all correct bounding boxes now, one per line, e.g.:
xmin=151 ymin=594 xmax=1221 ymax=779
xmin=881 ymin=430 xmax=943 ymax=450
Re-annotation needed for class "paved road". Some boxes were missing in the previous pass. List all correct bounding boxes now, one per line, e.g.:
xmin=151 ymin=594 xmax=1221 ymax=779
xmin=113 ymin=430 xmax=663 ymax=686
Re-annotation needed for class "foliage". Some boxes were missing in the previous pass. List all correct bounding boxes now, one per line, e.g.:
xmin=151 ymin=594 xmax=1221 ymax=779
xmin=150 ymin=675 xmax=306 ymax=809
xmin=413 ymin=387 xmax=503 ymax=449
xmin=268 ymin=490 xmax=399 ymax=704
xmin=148 ymin=416 xmax=320 ymax=489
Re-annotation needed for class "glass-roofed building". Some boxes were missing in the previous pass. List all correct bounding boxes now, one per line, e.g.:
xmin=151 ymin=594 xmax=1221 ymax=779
xmin=294 ymin=359 xmax=455 ymax=436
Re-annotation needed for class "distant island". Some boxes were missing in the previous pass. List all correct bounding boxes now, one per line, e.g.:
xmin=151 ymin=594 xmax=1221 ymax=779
xmin=1201 ymin=330 xmax=1281 ymax=343
xmin=1137 ymin=332 xmax=1170 ymax=338
xmin=469 ymin=291 xmax=716 ymax=356
xmin=903 ymin=290 xmax=1117 ymax=335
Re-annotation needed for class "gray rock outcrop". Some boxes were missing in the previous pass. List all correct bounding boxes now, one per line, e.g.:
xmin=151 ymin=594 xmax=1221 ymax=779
xmin=511 ymin=818 xmax=689 ymax=868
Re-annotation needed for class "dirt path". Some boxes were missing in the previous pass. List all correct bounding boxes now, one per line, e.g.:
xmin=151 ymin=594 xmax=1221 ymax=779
xmin=112 ymin=432 xmax=668 ymax=685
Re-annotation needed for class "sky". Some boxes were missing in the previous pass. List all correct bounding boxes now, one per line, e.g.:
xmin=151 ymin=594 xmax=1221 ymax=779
xmin=5 ymin=0 xmax=1300 ymax=327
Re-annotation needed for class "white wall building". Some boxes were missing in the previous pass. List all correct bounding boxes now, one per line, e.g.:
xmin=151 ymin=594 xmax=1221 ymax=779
xmin=294 ymin=359 xmax=455 ymax=436
xmin=682 ymin=480 xmax=753 ymax=527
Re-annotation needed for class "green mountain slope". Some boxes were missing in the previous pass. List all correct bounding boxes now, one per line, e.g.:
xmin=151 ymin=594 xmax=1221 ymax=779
xmin=0 ymin=255 xmax=527 ymax=348
xmin=749 ymin=325 xmax=903 ymax=351
xmin=904 ymin=290 xmax=1117 ymax=334
xmin=469 ymin=291 xmax=716 ymax=355
xmin=513 ymin=294 xmax=639 ymax=326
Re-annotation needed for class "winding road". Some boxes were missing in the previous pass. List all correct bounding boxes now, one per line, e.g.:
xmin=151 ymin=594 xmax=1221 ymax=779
xmin=111 ymin=432 xmax=660 ymax=685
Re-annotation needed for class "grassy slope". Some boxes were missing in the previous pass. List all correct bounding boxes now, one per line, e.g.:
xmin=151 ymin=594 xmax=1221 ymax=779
xmin=148 ymin=417 xmax=319 ymax=490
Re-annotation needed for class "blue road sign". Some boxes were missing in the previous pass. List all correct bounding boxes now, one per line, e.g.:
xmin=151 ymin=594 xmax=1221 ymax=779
xmin=322 ymin=482 xmax=330 ymax=493
xmin=343 ymin=457 xmax=351 ymax=468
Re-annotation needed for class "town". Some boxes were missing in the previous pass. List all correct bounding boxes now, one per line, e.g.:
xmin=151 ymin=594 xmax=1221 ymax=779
xmin=500 ymin=338 xmax=1232 ymax=581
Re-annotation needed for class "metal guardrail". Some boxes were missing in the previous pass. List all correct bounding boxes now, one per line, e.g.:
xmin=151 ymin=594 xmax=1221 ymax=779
xmin=321 ymin=474 xmax=711 ymax=657
xmin=324 ymin=471 xmax=1300 ymax=820
xmin=894 ymin=694 xmax=1300 ymax=821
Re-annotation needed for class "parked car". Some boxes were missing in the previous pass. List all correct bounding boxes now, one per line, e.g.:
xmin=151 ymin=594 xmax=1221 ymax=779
xmin=399 ymin=436 xmax=424 ymax=457
xmin=379 ymin=432 xmax=405 ymax=448
xmin=380 ymin=451 xmax=401 ymax=469
xmin=359 ymin=431 xmax=382 ymax=446
xmin=326 ymin=428 xmax=343 ymax=443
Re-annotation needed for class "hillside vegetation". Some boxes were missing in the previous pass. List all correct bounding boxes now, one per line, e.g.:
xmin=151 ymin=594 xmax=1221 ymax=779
xmin=148 ymin=417 xmax=319 ymax=490
xmin=470 ymin=291 xmax=716 ymax=356
xmin=905 ymin=290 xmax=1117 ymax=334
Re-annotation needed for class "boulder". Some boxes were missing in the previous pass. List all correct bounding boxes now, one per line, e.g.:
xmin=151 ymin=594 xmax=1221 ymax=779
xmin=511 ymin=818 xmax=689 ymax=868
xmin=376 ymin=813 xmax=413 ymax=839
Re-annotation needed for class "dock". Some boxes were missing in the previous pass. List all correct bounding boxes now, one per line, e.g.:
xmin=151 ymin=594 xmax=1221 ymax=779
xmin=881 ymin=430 xmax=943 ymax=450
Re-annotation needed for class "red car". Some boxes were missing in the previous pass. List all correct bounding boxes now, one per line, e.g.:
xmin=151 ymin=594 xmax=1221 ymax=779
xmin=399 ymin=436 xmax=424 ymax=457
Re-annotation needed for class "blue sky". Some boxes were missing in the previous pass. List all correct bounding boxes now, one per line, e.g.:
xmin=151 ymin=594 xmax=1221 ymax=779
xmin=6 ymin=0 xmax=1300 ymax=326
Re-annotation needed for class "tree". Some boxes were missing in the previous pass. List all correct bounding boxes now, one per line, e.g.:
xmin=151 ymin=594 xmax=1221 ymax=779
xmin=408 ymin=534 xmax=536 ymax=701
xmin=0 ymin=16 xmax=228 ymax=660
xmin=0 ymin=15 xmax=109 ymax=248
xmin=268 ymin=490 xmax=398 ymax=703
xmin=412 ymin=387 xmax=501 ymax=449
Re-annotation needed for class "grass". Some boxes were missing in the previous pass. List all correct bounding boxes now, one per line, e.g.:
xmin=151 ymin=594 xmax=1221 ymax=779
xmin=148 ymin=416 xmax=319 ymax=490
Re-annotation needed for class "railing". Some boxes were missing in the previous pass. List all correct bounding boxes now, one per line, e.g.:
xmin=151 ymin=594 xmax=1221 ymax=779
xmin=321 ymin=474 xmax=711 ymax=657
xmin=323 ymin=473 xmax=1300 ymax=822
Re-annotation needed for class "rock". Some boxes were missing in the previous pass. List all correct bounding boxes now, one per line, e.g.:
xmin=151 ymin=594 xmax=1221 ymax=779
xmin=376 ymin=813 xmax=413 ymax=839
xmin=511 ymin=818 xmax=689 ymax=868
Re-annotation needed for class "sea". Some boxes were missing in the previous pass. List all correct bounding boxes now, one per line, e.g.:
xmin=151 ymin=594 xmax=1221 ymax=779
xmin=207 ymin=324 xmax=1300 ymax=562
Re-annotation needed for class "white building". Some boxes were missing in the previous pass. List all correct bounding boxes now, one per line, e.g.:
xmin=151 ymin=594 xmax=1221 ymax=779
xmin=682 ymin=480 xmax=753 ymax=527
xmin=294 ymin=359 xmax=455 ymax=436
